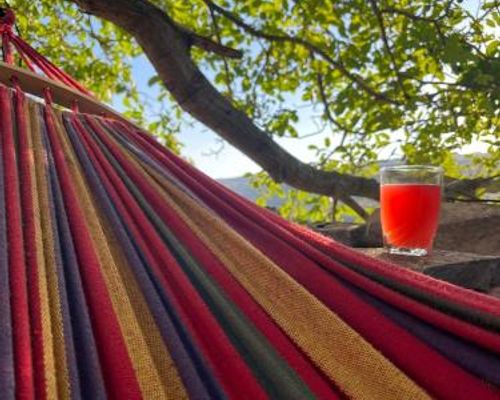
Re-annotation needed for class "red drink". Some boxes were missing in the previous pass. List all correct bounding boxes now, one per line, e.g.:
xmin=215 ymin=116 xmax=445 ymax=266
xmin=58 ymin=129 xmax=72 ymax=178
xmin=381 ymin=184 xmax=441 ymax=251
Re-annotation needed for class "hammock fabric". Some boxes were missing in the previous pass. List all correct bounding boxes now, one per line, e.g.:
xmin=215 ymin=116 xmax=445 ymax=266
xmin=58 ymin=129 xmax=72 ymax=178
xmin=0 ymin=9 xmax=499 ymax=400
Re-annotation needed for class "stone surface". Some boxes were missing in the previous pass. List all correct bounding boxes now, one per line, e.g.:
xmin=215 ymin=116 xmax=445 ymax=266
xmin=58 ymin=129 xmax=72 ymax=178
xmin=355 ymin=248 xmax=500 ymax=292
xmin=313 ymin=223 xmax=365 ymax=247
xmin=434 ymin=203 xmax=500 ymax=256
xmin=314 ymin=203 xmax=500 ymax=296
xmin=318 ymin=203 xmax=500 ymax=255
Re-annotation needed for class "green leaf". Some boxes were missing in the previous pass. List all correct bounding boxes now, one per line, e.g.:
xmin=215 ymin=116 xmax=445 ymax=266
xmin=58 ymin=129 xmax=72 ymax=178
xmin=147 ymin=75 xmax=161 ymax=87
xmin=442 ymin=36 xmax=472 ymax=64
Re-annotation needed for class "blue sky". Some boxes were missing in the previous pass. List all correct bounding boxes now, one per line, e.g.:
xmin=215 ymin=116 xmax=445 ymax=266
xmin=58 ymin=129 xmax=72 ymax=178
xmin=128 ymin=55 xmax=332 ymax=178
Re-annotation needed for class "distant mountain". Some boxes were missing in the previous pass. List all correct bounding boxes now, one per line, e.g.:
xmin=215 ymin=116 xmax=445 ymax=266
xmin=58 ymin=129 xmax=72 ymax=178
xmin=217 ymin=177 xmax=259 ymax=201
xmin=218 ymin=176 xmax=288 ymax=207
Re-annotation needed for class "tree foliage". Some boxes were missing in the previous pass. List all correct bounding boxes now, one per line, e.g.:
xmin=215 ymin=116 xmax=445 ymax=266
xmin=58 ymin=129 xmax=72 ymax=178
xmin=7 ymin=0 xmax=500 ymax=221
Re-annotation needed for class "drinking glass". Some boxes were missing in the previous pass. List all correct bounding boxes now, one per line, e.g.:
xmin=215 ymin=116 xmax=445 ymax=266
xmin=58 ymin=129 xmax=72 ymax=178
xmin=380 ymin=165 xmax=443 ymax=256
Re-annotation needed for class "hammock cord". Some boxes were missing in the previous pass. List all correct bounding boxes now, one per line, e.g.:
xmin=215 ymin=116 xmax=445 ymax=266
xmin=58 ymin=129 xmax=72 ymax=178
xmin=0 ymin=8 xmax=14 ymax=65
xmin=0 ymin=9 xmax=91 ymax=95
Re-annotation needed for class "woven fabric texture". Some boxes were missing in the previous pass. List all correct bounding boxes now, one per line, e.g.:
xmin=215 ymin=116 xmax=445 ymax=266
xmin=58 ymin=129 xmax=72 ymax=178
xmin=0 ymin=85 xmax=499 ymax=400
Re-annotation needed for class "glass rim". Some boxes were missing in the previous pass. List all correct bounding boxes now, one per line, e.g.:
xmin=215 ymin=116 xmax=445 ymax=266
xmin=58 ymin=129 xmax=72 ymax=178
xmin=380 ymin=164 xmax=443 ymax=173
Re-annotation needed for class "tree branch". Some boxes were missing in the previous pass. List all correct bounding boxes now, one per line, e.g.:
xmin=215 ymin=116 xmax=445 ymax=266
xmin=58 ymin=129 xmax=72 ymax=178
xmin=202 ymin=0 xmax=402 ymax=106
xmin=185 ymin=30 xmax=243 ymax=59
xmin=380 ymin=6 xmax=447 ymax=44
xmin=78 ymin=0 xmax=243 ymax=58
xmin=341 ymin=195 xmax=370 ymax=220
xmin=448 ymin=197 xmax=500 ymax=204
xmin=69 ymin=0 xmax=381 ymax=202
xmin=368 ymin=0 xmax=408 ymax=100
xmin=381 ymin=0 xmax=454 ymax=24
xmin=380 ymin=7 xmax=438 ymax=23
xmin=445 ymin=175 xmax=500 ymax=199
xmin=315 ymin=72 xmax=352 ymax=137
xmin=207 ymin=5 xmax=234 ymax=96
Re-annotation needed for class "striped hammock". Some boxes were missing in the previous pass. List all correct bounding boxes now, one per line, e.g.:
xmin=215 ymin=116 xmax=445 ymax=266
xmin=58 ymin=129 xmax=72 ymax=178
xmin=0 ymin=8 xmax=499 ymax=400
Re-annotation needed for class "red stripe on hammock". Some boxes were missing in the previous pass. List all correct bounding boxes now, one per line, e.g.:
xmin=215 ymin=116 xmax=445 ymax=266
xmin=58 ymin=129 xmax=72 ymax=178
xmin=42 ymin=107 xmax=142 ymax=400
xmin=14 ymin=87 xmax=46 ymax=399
xmin=74 ymin=115 xmax=268 ymax=400
xmin=0 ymin=86 xmax=35 ymax=400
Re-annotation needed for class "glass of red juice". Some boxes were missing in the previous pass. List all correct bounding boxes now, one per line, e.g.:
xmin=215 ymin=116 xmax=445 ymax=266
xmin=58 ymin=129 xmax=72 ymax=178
xmin=380 ymin=165 xmax=443 ymax=256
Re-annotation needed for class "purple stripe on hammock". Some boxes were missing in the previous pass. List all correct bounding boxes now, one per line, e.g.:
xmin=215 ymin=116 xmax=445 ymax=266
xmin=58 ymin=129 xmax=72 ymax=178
xmin=38 ymin=104 xmax=101 ymax=399
xmin=350 ymin=282 xmax=500 ymax=385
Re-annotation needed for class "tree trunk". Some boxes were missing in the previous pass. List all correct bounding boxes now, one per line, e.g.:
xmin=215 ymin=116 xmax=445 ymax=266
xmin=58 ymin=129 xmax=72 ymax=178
xmin=69 ymin=0 xmax=380 ymax=202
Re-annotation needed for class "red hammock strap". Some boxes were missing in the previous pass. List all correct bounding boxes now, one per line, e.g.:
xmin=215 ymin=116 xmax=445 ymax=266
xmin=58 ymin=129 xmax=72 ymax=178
xmin=0 ymin=8 xmax=92 ymax=96
xmin=11 ymin=36 xmax=90 ymax=94
xmin=71 ymin=99 xmax=79 ymax=113
xmin=0 ymin=9 xmax=14 ymax=64
xmin=43 ymin=86 xmax=53 ymax=105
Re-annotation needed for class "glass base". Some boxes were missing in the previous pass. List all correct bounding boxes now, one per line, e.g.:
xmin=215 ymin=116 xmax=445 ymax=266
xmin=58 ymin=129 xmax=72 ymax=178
xmin=386 ymin=247 xmax=429 ymax=257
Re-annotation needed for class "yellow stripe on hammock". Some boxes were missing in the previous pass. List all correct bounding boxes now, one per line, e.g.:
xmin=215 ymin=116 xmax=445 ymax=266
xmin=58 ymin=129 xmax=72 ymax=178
xmin=51 ymin=109 xmax=188 ymax=400
xmin=29 ymin=101 xmax=70 ymax=400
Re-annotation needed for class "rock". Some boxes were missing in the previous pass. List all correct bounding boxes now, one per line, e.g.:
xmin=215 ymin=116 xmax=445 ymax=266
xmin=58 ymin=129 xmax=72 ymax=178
xmin=489 ymin=287 xmax=500 ymax=299
xmin=362 ymin=210 xmax=383 ymax=247
xmin=355 ymin=248 xmax=500 ymax=292
xmin=434 ymin=203 xmax=500 ymax=255
xmin=361 ymin=203 xmax=500 ymax=255
xmin=313 ymin=223 xmax=365 ymax=247
xmin=313 ymin=221 xmax=382 ymax=247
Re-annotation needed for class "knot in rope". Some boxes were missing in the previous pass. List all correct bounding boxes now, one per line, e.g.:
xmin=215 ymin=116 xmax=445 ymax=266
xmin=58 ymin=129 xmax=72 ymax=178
xmin=0 ymin=8 xmax=15 ymax=34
